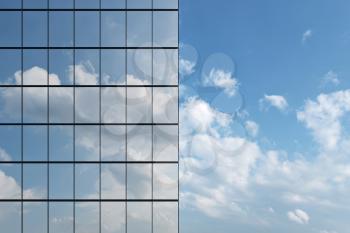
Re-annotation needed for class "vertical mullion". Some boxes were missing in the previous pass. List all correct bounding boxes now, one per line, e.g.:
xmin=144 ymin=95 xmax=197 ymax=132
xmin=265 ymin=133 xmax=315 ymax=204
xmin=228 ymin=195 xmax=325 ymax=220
xmin=125 ymin=1 xmax=128 ymax=233
xmin=99 ymin=0 xmax=102 ymax=233
xmin=21 ymin=1 xmax=24 ymax=233
xmin=73 ymin=0 xmax=76 ymax=233
xmin=47 ymin=0 xmax=50 ymax=231
xmin=177 ymin=1 xmax=180 ymax=233
xmin=151 ymin=1 xmax=154 ymax=233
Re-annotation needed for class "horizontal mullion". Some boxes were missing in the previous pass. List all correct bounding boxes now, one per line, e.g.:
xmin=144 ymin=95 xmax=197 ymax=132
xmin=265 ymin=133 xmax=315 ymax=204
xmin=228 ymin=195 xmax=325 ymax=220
xmin=0 ymin=123 xmax=178 ymax=126
xmin=0 ymin=47 xmax=178 ymax=50
xmin=0 ymin=199 xmax=178 ymax=202
xmin=0 ymin=161 xmax=179 ymax=164
xmin=0 ymin=85 xmax=179 ymax=88
xmin=0 ymin=8 xmax=178 ymax=12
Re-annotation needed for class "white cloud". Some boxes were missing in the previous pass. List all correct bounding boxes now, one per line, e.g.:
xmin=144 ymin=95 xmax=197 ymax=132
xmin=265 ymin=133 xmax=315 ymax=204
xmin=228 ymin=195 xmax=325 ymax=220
xmin=203 ymin=68 xmax=239 ymax=97
xmin=0 ymin=148 xmax=11 ymax=161
xmin=287 ymin=209 xmax=310 ymax=224
xmin=297 ymin=90 xmax=350 ymax=151
xmin=321 ymin=70 xmax=340 ymax=87
xmin=260 ymin=94 xmax=288 ymax=111
xmin=0 ymin=170 xmax=21 ymax=199
xmin=245 ymin=120 xmax=259 ymax=137
xmin=302 ymin=29 xmax=313 ymax=44
xmin=179 ymin=58 xmax=195 ymax=76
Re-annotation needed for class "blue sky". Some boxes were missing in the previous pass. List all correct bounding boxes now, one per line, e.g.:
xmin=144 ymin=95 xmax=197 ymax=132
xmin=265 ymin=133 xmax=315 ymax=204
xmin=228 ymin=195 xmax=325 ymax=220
xmin=180 ymin=0 xmax=350 ymax=233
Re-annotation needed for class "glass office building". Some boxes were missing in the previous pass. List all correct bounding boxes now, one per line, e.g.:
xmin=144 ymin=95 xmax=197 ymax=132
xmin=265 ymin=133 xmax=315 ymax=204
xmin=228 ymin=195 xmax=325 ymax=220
xmin=0 ymin=0 xmax=178 ymax=233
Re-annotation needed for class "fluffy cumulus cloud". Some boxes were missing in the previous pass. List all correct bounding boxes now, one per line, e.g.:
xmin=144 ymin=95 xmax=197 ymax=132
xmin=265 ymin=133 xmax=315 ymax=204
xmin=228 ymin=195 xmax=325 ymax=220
xmin=260 ymin=94 xmax=288 ymax=111
xmin=0 ymin=148 xmax=11 ymax=161
xmin=179 ymin=58 xmax=196 ymax=76
xmin=203 ymin=68 xmax=239 ymax=97
xmin=287 ymin=209 xmax=310 ymax=224
xmin=245 ymin=120 xmax=259 ymax=137
xmin=297 ymin=90 xmax=350 ymax=151
xmin=0 ymin=170 xmax=21 ymax=199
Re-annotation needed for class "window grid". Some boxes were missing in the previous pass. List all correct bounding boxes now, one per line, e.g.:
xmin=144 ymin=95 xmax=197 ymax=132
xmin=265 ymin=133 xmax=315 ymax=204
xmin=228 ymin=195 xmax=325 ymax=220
xmin=0 ymin=0 xmax=179 ymax=233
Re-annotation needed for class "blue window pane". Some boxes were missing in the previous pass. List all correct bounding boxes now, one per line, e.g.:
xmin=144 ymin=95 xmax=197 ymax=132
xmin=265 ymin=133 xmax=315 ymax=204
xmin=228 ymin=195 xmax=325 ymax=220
xmin=23 ymin=202 xmax=47 ymax=233
xmin=101 ymin=0 xmax=125 ymax=9
xmin=23 ymin=12 xmax=47 ymax=47
xmin=0 ymin=87 xmax=21 ymax=123
xmin=153 ymin=12 xmax=178 ymax=47
xmin=101 ymin=11 xmax=125 ymax=47
xmin=23 ymin=50 xmax=48 ymax=85
xmin=49 ymin=202 xmax=73 ymax=233
xmin=0 ymin=164 xmax=21 ymax=199
xmin=0 ymin=202 xmax=21 ymax=233
xmin=49 ymin=0 xmax=73 ymax=9
xmin=0 ymin=126 xmax=21 ymax=161
xmin=49 ymin=49 xmax=73 ymax=85
xmin=75 ymin=0 xmax=99 ymax=9
xmin=101 ymin=125 xmax=126 ymax=161
xmin=154 ymin=0 xmax=178 ymax=9
xmin=0 ymin=12 xmax=21 ymax=47
xmin=75 ymin=125 xmax=99 ymax=161
xmin=75 ymin=12 xmax=99 ymax=46
xmin=127 ymin=12 xmax=152 ymax=47
xmin=49 ymin=87 xmax=74 ymax=123
xmin=49 ymin=164 xmax=73 ymax=199
xmin=101 ymin=49 xmax=125 ymax=85
xmin=75 ymin=49 xmax=99 ymax=85
xmin=23 ymin=87 xmax=47 ymax=123
xmin=49 ymin=126 xmax=73 ymax=161
xmin=24 ymin=0 xmax=47 ymax=9
xmin=76 ymin=202 xmax=99 ymax=233
xmin=49 ymin=11 xmax=73 ymax=47
xmin=128 ymin=0 xmax=151 ymax=9
xmin=23 ymin=126 xmax=47 ymax=161
xmin=75 ymin=164 xmax=99 ymax=199
xmin=0 ymin=49 xmax=21 ymax=85
xmin=23 ymin=164 xmax=47 ymax=199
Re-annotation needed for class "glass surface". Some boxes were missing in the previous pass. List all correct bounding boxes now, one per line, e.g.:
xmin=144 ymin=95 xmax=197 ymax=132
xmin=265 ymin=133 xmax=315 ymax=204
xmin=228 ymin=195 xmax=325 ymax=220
xmin=101 ymin=164 xmax=125 ymax=199
xmin=49 ymin=49 xmax=73 ymax=85
xmin=0 ymin=49 xmax=21 ymax=85
xmin=49 ymin=87 xmax=73 ymax=123
xmin=153 ymin=87 xmax=178 ymax=123
xmin=75 ymin=0 xmax=99 ymax=9
xmin=101 ymin=202 xmax=126 ymax=233
xmin=24 ymin=0 xmax=47 ymax=8
xmin=49 ymin=126 xmax=73 ymax=161
xmin=154 ymin=202 xmax=178 ymax=233
xmin=23 ymin=164 xmax=47 ymax=199
xmin=49 ymin=202 xmax=74 ymax=233
xmin=101 ymin=0 xmax=125 ymax=9
xmin=75 ymin=87 xmax=99 ymax=123
xmin=127 ymin=87 xmax=152 ymax=123
xmin=127 ymin=125 xmax=152 ymax=161
xmin=101 ymin=12 xmax=125 ymax=47
xmin=0 ymin=0 xmax=21 ymax=8
xmin=23 ymin=50 xmax=48 ymax=85
xmin=127 ymin=49 xmax=152 ymax=84
xmin=153 ymin=164 xmax=178 ymax=199
xmin=23 ymin=126 xmax=47 ymax=161
xmin=49 ymin=11 xmax=73 ymax=47
xmin=101 ymin=49 xmax=125 ymax=85
xmin=0 ymin=87 xmax=21 ymax=123
xmin=153 ymin=125 xmax=178 ymax=161
xmin=127 ymin=164 xmax=151 ymax=199
xmin=75 ymin=49 xmax=99 ymax=85
xmin=23 ymin=12 xmax=47 ymax=47
xmin=0 ymin=164 xmax=21 ymax=199
xmin=49 ymin=0 xmax=73 ymax=9
xmin=154 ymin=0 xmax=178 ymax=9
xmin=23 ymin=202 xmax=47 ymax=233
xmin=75 ymin=164 xmax=99 ymax=199
xmin=128 ymin=0 xmax=151 ymax=9
xmin=0 ymin=202 xmax=21 ymax=233
xmin=75 ymin=12 xmax=99 ymax=47
xmin=75 ymin=125 xmax=99 ymax=161
xmin=101 ymin=125 xmax=126 ymax=161
xmin=0 ymin=126 xmax=21 ymax=161
xmin=153 ymin=12 xmax=178 ymax=47
xmin=75 ymin=202 xmax=99 ymax=233
xmin=127 ymin=202 xmax=152 ymax=233
xmin=49 ymin=164 xmax=73 ymax=199
xmin=153 ymin=49 xmax=178 ymax=85
xmin=127 ymin=12 xmax=152 ymax=47
xmin=23 ymin=87 xmax=47 ymax=123
xmin=101 ymin=87 xmax=125 ymax=123
xmin=0 ymin=12 xmax=21 ymax=47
